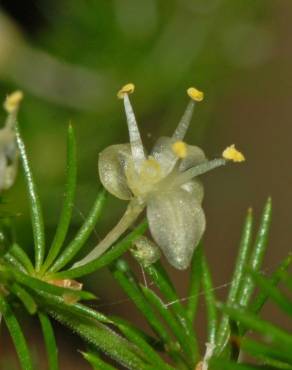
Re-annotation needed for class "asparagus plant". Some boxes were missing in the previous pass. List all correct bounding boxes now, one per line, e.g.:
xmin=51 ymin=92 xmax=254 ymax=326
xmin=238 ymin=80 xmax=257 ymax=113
xmin=0 ymin=87 xmax=290 ymax=370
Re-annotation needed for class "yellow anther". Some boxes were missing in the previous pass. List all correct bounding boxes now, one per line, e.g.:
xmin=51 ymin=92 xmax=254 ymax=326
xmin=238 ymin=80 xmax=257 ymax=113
xmin=187 ymin=87 xmax=204 ymax=102
xmin=222 ymin=144 xmax=245 ymax=162
xmin=4 ymin=90 xmax=23 ymax=113
xmin=117 ymin=83 xmax=135 ymax=99
xmin=172 ymin=141 xmax=188 ymax=158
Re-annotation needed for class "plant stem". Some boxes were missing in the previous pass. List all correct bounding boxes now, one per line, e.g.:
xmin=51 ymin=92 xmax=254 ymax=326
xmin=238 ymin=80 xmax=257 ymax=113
xmin=50 ymin=221 xmax=148 ymax=279
xmin=72 ymin=198 xmax=144 ymax=267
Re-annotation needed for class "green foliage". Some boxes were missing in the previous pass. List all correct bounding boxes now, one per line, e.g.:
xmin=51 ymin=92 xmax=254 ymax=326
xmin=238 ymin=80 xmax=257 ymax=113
xmin=38 ymin=312 xmax=59 ymax=370
xmin=0 ymin=122 xmax=291 ymax=370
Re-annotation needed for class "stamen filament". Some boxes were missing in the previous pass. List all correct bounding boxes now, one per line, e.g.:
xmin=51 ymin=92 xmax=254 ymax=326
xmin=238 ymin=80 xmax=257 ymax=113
xmin=173 ymin=86 xmax=204 ymax=140
xmin=123 ymin=93 xmax=146 ymax=169
xmin=72 ymin=199 xmax=145 ymax=268
xmin=172 ymin=100 xmax=195 ymax=140
xmin=3 ymin=90 xmax=23 ymax=130
xmin=174 ymin=158 xmax=226 ymax=187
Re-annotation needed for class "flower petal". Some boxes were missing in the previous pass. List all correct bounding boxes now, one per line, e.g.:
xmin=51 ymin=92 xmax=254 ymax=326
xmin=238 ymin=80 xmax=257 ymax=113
xmin=151 ymin=136 xmax=177 ymax=176
xmin=98 ymin=144 xmax=133 ymax=200
xmin=152 ymin=138 xmax=207 ymax=177
xmin=179 ymin=144 xmax=206 ymax=172
xmin=147 ymin=189 xmax=206 ymax=269
xmin=181 ymin=179 xmax=204 ymax=204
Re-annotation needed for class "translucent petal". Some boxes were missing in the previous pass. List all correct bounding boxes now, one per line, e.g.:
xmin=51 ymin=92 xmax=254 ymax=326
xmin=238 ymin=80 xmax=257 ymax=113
xmin=151 ymin=136 xmax=177 ymax=176
xmin=0 ymin=128 xmax=18 ymax=191
xmin=147 ymin=189 xmax=206 ymax=270
xmin=179 ymin=144 xmax=206 ymax=172
xmin=181 ymin=179 xmax=204 ymax=204
xmin=152 ymin=139 xmax=207 ymax=178
xmin=98 ymin=144 xmax=133 ymax=200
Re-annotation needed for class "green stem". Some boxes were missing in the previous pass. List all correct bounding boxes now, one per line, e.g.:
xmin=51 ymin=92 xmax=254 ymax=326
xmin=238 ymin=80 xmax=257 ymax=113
xmin=72 ymin=198 xmax=144 ymax=268
xmin=50 ymin=221 xmax=148 ymax=279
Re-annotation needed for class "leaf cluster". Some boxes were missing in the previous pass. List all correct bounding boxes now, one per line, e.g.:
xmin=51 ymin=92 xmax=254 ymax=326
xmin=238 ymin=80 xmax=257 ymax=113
xmin=0 ymin=124 xmax=291 ymax=370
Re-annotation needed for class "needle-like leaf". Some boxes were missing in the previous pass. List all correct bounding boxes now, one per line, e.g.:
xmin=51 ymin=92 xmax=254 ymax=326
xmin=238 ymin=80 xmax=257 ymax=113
xmin=141 ymin=285 xmax=196 ymax=366
xmin=110 ymin=316 xmax=172 ymax=369
xmin=238 ymin=198 xmax=272 ymax=308
xmin=201 ymin=253 xmax=217 ymax=345
xmin=16 ymin=126 xmax=45 ymax=272
xmin=82 ymin=351 xmax=116 ymax=370
xmin=250 ymin=270 xmax=292 ymax=316
xmin=0 ymin=296 xmax=34 ymax=370
xmin=110 ymin=259 xmax=171 ymax=344
xmin=53 ymin=221 xmax=147 ymax=279
xmin=42 ymin=125 xmax=77 ymax=272
xmin=216 ymin=208 xmax=253 ymax=353
xmin=186 ymin=243 xmax=203 ymax=323
xmin=218 ymin=303 xmax=292 ymax=350
xmin=8 ymin=244 xmax=34 ymax=274
xmin=49 ymin=189 xmax=107 ymax=272
xmin=10 ymin=283 xmax=37 ymax=314
xmin=39 ymin=312 xmax=59 ymax=370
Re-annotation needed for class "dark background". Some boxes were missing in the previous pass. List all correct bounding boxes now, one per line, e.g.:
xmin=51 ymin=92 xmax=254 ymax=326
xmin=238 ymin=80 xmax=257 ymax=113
xmin=0 ymin=1 xmax=291 ymax=368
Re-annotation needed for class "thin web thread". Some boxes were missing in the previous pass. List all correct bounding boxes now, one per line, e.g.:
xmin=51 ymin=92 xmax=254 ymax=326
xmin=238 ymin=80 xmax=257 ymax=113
xmin=89 ymin=281 xmax=232 ymax=310
xmin=73 ymin=205 xmax=101 ymax=242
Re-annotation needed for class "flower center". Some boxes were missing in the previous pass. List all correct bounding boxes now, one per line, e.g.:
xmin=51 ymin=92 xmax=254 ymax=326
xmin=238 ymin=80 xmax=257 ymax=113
xmin=140 ymin=157 xmax=162 ymax=182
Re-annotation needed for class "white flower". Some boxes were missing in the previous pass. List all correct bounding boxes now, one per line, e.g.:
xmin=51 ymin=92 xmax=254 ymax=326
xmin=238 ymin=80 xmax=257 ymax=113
xmin=0 ymin=91 xmax=23 ymax=192
xmin=74 ymin=84 xmax=244 ymax=270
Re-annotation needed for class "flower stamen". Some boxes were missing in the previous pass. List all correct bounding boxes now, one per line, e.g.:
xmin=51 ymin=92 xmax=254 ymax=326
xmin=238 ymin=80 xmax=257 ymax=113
xmin=117 ymin=83 xmax=135 ymax=99
xmin=118 ymin=83 xmax=146 ymax=170
xmin=172 ymin=86 xmax=203 ymax=140
xmin=187 ymin=87 xmax=204 ymax=102
xmin=3 ymin=90 xmax=23 ymax=130
xmin=222 ymin=145 xmax=245 ymax=162
xmin=172 ymin=140 xmax=188 ymax=158
xmin=174 ymin=158 xmax=226 ymax=187
xmin=4 ymin=90 xmax=23 ymax=113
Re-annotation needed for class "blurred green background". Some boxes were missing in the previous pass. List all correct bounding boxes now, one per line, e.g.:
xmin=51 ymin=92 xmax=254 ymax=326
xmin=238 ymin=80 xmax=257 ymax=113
xmin=0 ymin=0 xmax=292 ymax=368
